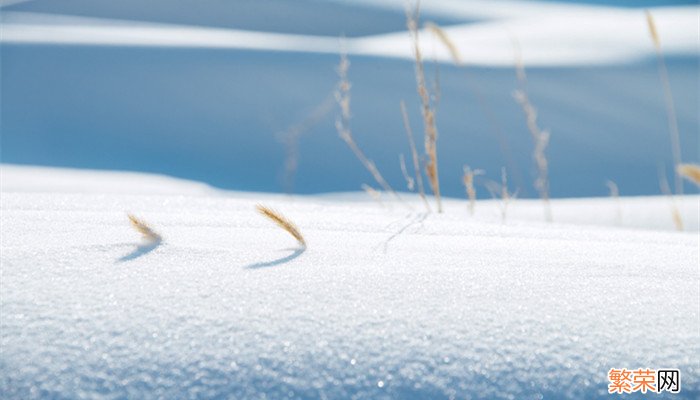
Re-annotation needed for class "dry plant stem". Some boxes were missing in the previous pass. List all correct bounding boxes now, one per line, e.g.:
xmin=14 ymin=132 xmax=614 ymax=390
xmin=468 ymin=78 xmax=524 ymax=195
xmin=658 ymin=169 xmax=684 ymax=231
xmin=499 ymin=168 xmax=512 ymax=223
xmin=399 ymin=154 xmax=415 ymax=191
xmin=484 ymin=168 xmax=516 ymax=223
xmin=647 ymin=11 xmax=683 ymax=195
xmin=427 ymin=21 xmax=525 ymax=196
xmin=462 ymin=165 xmax=482 ymax=216
xmin=513 ymin=89 xmax=551 ymax=222
xmin=256 ymin=204 xmax=307 ymax=247
xmin=606 ymin=180 xmax=622 ymax=226
xmin=431 ymin=58 xmax=441 ymax=110
xmin=424 ymin=22 xmax=461 ymax=66
xmin=335 ymin=53 xmax=402 ymax=203
xmin=406 ymin=2 xmax=442 ymax=213
xmin=463 ymin=167 xmax=476 ymax=215
xmin=512 ymin=40 xmax=552 ymax=222
xmin=677 ymin=163 xmax=700 ymax=187
xmin=279 ymin=92 xmax=335 ymax=194
xmin=400 ymin=100 xmax=431 ymax=212
xmin=362 ymin=184 xmax=384 ymax=206
xmin=127 ymin=214 xmax=162 ymax=242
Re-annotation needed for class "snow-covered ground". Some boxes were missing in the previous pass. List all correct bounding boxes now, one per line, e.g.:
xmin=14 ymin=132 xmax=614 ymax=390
xmin=2 ymin=166 xmax=698 ymax=399
xmin=2 ymin=1 xmax=699 ymax=398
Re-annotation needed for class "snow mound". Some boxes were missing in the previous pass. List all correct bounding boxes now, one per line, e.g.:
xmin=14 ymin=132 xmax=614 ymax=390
xmin=2 ymin=3 xmax=698 ymax=66
xmin=1 ymin=166 xmax=699 ymax=399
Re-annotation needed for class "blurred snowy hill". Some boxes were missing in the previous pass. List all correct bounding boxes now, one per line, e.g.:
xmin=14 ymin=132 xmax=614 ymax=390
xmin=1 ymin=0 xmax=698 ymax=198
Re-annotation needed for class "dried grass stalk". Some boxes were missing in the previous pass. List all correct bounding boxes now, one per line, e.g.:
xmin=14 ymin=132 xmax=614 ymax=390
xmin=462 ymin=165 xmax=484 ymax=216
xmin=362 ymin=184 xmax=384 ymax=206
xmin=606 ymin=180 xmax=622 ymax=226
xmin=399 ymin=154 xmax=415 ymax=191
xmin=425 ymin=21 xmax=461 ymax=66
xmin=127 ymin=214 xmax=162 ymax=242
xmin=677 ymin=163 xmax=700 ymax=186
xmin=485 ymin=168 xmax=516 ymax=223
xmin=646 ymin=10 xmax=683 ymax=195
xmin=335 ymin=52 xmax=401 ymax=203
xmin=256 ymin=204 xmax=306 ymax=247
xmin=659 ymin=168 xmax=684 ymax=231
xmin=645 ymin=11 xmax=660 ymax=50
xmin=512 ymin=39 xmax=552 ymax=222
xmin=278 ymin=92 xmax=335 ymax=194
xmin=669 ymin=204 xmax=684 ymax=231
xmin=400 ymin=100 xmax=431 ymax=212
xmin=430 ymin=21 xmax=524 ymax=198
xmin=406 ymin=2 xmax=442 ymax=213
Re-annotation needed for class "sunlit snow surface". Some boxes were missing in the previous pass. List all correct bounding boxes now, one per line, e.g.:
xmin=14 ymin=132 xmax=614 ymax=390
xmin=1 ymin=166 xmax=698 ymax=399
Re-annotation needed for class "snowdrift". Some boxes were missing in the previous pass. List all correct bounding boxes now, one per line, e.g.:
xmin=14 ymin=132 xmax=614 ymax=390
xmin=1 ymin=166 xmax=698 ymax=399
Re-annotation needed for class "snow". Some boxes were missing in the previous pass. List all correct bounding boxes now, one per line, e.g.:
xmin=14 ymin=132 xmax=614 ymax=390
xmin=0 ymin=12 xmax=343 ymax=54
xmin=354 ymin=6 xmax=700 ymax=66
xmin=2 ymin=165 xmax=698 ymax=399
xmin=2 ymin=3 xmax=698 ymax=66
xmin=2 ymin=1 xmax=698 ymax=199
xmin=1 ymin=0 xmax=699 ymax=397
